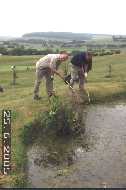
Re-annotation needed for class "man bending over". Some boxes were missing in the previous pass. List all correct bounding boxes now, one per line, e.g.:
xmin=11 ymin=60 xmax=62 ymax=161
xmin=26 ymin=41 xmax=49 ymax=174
xmin=33 ymin=52 xmax=68 ymax=100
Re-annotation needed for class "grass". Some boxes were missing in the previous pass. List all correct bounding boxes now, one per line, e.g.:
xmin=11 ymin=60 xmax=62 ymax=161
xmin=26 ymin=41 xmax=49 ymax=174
xmin=0 ymin=55 xmax=41 ymax=72
xmin=0 ymin=53 xmax=126 ymax=187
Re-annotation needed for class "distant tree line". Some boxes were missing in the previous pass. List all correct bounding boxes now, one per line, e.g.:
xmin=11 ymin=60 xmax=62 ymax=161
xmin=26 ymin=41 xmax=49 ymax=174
xmin=0 ymin=47 xmax=56 ymax=56
xmin=0 ymin=46 xmax=121 ymax=56
xmin=71 ymin=49 xmax=121 ymax=56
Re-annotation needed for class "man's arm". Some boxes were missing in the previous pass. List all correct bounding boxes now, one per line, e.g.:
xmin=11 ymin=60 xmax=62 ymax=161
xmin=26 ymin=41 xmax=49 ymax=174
xmin=49 ymin=56 xmax=65 ymax=80
xmin=51 ymin=68 xmax=64 ymax=80
xmin=81 ymin=64 xmax=88 ymax=78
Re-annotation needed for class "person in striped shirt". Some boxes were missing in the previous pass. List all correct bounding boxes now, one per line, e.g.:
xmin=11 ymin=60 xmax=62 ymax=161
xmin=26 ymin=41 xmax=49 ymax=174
xmin=33 ymin=52 xmax=68 ymax=100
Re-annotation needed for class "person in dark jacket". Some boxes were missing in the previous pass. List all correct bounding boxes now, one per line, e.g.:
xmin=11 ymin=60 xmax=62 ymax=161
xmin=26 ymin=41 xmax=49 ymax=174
xmin=69 ymin=51 xmax=92 ymax=90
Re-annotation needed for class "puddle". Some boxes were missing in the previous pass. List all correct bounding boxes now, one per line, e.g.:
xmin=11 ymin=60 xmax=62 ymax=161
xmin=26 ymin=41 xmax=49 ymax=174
xmin=27 ymin=104 xmax=126 ymax=188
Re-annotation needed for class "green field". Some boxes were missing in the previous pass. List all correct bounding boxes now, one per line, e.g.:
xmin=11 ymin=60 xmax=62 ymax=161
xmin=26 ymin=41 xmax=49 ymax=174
xmin=0 ymin=53 xmax=126 ymax=187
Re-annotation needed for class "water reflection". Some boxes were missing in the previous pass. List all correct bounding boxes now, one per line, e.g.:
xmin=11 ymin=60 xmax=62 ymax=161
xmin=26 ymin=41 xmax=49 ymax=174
xmin=27 ymin=104 xmax=126 ymax=188
xmin=32 ymin=105 xmax=88 ymax=168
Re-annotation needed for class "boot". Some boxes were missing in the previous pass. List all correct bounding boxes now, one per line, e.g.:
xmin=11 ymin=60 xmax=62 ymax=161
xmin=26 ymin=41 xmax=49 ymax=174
xmin=33 ymin=94 xmax=42 ymax=100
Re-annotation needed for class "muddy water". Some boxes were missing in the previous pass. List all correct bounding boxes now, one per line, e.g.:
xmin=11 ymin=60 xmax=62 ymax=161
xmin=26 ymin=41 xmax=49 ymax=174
xmin=27 ymin=104 xmax=126 ymax=188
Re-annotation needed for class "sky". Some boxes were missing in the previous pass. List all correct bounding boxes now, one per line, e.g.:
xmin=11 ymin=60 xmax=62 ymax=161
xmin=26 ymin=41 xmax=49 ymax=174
xmin=0 ymin=0 xmax=126 ymax=37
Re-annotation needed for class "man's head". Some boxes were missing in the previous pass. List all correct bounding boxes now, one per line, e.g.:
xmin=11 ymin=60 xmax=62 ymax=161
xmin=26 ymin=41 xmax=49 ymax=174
xmin=55 ymin=52 xmax=69 ymax=69
xmin=59 ymin=51 xmax=69 ymax=62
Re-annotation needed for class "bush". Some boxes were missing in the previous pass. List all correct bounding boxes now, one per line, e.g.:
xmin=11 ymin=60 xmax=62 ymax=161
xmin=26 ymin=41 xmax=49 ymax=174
xmin=21 ymin=96 xmax=84 ymax=145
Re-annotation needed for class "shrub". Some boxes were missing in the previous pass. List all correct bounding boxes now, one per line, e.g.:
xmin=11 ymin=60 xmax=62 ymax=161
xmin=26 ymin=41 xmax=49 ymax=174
xmin=21 ymin=96 xmax=84 ymax=145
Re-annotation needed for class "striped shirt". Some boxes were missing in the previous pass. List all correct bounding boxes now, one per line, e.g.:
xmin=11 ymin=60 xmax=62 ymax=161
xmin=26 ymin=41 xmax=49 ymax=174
xmin=36 ymin=54 xmax=66 ymax=70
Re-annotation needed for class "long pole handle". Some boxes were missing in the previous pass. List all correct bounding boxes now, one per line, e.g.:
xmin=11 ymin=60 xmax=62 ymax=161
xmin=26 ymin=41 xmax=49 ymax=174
xmin=86 ymin=90 xmax=91 ymax=103
xmin=65 ymin=80 xmax=75 ymax=91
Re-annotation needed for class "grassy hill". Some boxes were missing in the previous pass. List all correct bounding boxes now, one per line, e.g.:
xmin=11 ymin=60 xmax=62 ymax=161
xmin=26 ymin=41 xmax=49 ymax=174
xmin=22 ymin=32 xmax=92 ymax=41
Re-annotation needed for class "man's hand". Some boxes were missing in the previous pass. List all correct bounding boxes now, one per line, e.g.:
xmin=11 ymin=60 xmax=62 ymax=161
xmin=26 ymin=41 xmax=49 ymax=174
xmin=84 ymin=72 xmax=88 ymax=78
xmin=81 ymin=68 xmax=88 ymax=78
xmin=51 ymin=68 xmax=65 ymax=81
